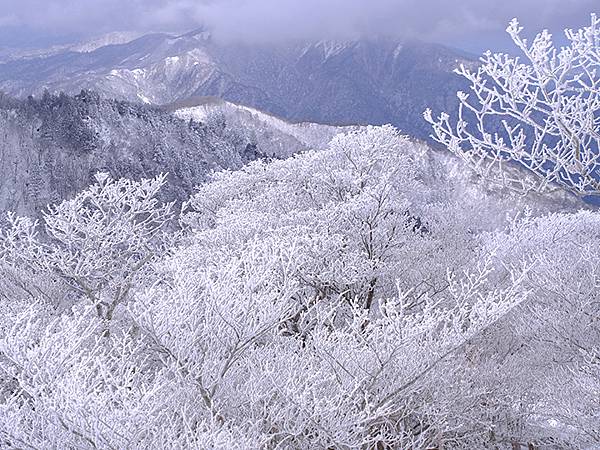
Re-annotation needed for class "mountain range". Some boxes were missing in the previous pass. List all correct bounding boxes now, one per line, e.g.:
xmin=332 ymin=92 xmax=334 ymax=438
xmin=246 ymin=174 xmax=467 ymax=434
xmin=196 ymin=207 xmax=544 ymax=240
xmin=0 ymin=30 xmax=475 ymax=140
xmin=0 ymin=31 xmax=579 ymax=216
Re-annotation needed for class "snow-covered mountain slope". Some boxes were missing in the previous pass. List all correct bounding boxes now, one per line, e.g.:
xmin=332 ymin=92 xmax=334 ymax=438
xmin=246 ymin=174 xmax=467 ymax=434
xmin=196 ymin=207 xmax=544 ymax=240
xmin=0 ymin=89 xmax=361 ymax=215
xmin=0 ymin=30 xmax=475 ymax=141
xmin=172 ymin=97 xmax=354 ymax=157
xmin=0 ymin=91 xmax=293 ymax=214
xmin=0 ymin=89 xmax=580 ymax=219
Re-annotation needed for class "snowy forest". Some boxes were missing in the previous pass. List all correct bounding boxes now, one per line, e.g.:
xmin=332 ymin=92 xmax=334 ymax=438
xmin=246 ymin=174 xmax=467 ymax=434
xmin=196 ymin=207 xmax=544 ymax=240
xmin=0 ymin=11 xmax=598 ymax=450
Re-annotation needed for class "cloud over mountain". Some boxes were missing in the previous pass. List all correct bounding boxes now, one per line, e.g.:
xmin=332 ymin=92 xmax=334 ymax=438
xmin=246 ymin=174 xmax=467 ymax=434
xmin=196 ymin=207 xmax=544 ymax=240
xmin=0 ymin=0 xmax=596 ymax=51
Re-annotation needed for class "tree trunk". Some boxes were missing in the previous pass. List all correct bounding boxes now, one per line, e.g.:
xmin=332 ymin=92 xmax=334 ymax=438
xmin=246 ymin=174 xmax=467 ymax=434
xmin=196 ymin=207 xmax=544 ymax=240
xmin=365 ymin=277 xmax=377 ymax=312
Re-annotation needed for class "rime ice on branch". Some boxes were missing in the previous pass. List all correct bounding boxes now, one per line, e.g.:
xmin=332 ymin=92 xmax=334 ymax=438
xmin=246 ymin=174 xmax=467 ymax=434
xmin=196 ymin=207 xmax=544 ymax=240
xmin=425 ymin=14 xmax=600 ymax=197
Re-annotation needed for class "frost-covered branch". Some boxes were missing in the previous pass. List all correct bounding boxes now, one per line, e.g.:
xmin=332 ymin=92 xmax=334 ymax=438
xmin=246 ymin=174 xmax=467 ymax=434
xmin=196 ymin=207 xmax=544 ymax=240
xmin=0 ymin=173 xmax=173 ymax=325
xmin=425 ymin=14 xmax=600 ymax=197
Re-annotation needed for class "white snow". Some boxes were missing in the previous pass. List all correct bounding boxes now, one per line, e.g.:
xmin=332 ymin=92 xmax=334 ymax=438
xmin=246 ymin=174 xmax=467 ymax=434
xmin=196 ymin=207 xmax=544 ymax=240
xmin=393 ymin=44 xmax=403 ymax=59
xmin=315 ymin=40 xmax=352 ymax=59
xmin=165 ymin=56 xmax=180 ymax=66
xmin=137 ymin=93 xmax=151 ymax=104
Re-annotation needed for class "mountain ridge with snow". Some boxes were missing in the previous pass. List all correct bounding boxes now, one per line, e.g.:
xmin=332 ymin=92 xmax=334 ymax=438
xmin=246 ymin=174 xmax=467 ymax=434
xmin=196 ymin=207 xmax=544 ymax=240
xmin=0 ymin=31 xmax=475 ymax=140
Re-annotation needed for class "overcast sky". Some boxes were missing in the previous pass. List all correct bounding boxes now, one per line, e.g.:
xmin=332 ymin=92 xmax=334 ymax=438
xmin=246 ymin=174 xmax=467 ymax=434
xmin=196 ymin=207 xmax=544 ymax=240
xmin=0 ymin=0 xmax=596 ymax=53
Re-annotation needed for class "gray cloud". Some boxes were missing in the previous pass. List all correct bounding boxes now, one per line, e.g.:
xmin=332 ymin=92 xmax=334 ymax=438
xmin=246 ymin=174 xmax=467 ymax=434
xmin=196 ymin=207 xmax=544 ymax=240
xmin=0 ymin=0 xmax=596 ymax=52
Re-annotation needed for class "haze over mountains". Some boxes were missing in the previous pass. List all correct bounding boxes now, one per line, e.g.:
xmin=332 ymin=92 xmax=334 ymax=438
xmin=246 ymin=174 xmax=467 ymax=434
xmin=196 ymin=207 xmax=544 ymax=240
xmin=0 ymin=30 xmax=474 ymax=141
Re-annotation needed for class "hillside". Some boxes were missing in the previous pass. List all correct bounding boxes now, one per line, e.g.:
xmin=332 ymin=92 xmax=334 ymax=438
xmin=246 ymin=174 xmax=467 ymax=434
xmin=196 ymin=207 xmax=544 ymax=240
xmin=171 ymin=97 xmax=353 ymax=157
xmin=0 ymin=91 xmax=295 ymax=214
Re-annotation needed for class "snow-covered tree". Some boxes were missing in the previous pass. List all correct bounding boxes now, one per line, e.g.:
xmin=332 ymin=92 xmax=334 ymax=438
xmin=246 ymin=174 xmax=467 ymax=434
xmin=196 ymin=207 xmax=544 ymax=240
xmin=425 ymin=14 xmax=600 ymax=197
xmin=482 ymin=210 xmax=600 ymax=447
xmin=0 ymin=124 xmax=594 ymax=448
xmin=0 ymin=173 xmax=173 ymax=328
